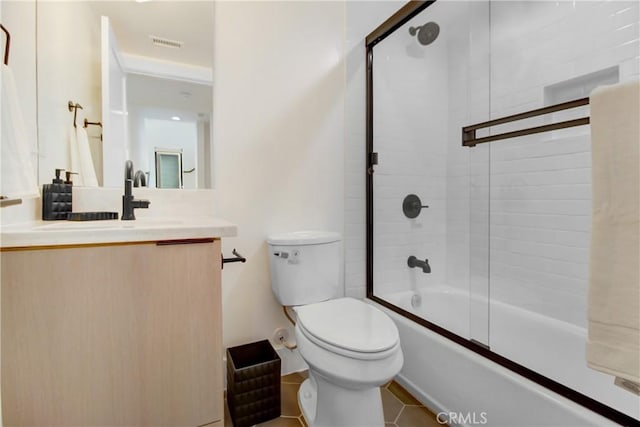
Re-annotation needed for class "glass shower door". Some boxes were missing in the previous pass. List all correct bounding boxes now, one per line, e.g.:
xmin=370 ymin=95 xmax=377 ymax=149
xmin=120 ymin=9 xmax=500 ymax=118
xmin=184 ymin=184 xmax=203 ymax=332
xmin=369 ymin=0 xmax=491 ymax=344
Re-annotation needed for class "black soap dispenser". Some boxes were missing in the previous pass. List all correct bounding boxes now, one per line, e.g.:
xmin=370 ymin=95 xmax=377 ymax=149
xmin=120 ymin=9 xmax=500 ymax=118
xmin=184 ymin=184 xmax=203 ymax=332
xmin=42 ymin=168 xmax=73 ymax=220
xmin=64 ymin=171 xmax=78 ymax=185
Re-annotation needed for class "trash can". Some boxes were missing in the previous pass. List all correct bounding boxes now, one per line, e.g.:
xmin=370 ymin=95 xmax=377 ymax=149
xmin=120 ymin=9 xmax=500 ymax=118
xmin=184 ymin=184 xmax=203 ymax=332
xmin=226 ymin=339 xmax=281 ymax=427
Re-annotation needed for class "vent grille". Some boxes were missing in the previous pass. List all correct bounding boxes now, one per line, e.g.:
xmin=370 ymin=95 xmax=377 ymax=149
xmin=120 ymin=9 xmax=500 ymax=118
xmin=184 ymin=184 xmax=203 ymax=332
xmin=150 ymin=36 xmax=182 ymax=49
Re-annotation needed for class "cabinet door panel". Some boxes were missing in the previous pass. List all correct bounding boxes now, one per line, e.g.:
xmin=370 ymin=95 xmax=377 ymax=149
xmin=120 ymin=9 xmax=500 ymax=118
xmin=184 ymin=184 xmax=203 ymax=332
xmin=2 ymin=246 xmax=142 ymax=425
xmin=137 ymin=240 xmax=222 ymax=426
xmin=1 ymin=240 xmax=222 ymax=426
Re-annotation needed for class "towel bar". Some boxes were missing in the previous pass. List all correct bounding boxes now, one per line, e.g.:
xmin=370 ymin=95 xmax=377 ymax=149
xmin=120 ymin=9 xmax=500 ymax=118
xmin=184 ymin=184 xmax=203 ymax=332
xmin=222 ymin=249 xmax=247 ymax=269
xmin=462 ymin=97 xmax=590 ymax=147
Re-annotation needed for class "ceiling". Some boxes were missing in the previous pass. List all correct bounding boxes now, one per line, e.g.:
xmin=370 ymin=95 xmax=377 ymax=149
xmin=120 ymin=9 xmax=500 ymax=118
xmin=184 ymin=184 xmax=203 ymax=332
xmin=88 ymin=1 xmax=214 ymax=69
xmin=127 ymin=73 xmax=212 ymax=116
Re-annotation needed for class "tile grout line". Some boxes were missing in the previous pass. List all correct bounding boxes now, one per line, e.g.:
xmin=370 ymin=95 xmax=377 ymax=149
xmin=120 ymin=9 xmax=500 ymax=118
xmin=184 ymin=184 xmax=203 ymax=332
xmin=393 ymin=405 xmax=405 ymax=426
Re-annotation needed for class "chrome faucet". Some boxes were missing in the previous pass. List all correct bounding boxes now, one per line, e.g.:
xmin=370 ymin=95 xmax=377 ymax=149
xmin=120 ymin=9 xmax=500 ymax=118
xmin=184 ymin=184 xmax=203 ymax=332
xmin=122 ymin=160 xmax=150 ymax=220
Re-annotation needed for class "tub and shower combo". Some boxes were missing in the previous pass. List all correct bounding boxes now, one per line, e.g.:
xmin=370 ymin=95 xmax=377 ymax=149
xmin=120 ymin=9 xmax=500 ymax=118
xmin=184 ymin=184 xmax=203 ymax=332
xmin=363 ymin=1 xmax=639 ymax=426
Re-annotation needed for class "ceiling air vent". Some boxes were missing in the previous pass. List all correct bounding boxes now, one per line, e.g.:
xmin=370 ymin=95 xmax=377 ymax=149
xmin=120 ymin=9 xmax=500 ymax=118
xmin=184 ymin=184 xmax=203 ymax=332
xmin=150 ymin=36 xmax=182 ymax=49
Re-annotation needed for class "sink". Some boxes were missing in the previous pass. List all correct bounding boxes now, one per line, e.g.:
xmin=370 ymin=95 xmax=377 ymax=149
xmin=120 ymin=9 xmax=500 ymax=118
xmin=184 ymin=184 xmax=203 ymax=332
xmin=35 ymin=217 xmax=183 ymax=231
xmin=120 ymin=218 xmax=183 ymax=228
xmin=34 ymin=220 xmax=121 ymax=231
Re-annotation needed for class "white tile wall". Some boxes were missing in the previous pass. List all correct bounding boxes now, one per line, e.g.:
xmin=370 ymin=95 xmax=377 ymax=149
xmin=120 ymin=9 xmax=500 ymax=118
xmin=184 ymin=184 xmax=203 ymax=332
xmin=488 ymin=0 xmax=639 ymax=327
xmin=371 ymin=17 xmax=450 ymax=296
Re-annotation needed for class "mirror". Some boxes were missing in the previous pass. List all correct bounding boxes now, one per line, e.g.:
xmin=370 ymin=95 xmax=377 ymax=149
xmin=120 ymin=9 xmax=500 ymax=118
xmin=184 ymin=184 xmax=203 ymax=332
xmin=128 ymin=74 xmax=212 ymax=189
xmin=35 ymin=1 xmax=214 ymax=188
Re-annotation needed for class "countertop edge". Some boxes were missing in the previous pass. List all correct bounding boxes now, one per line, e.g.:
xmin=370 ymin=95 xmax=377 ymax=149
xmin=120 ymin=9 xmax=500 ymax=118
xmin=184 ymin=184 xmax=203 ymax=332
xmin=0 ymin=219 xmax=238 ymax=249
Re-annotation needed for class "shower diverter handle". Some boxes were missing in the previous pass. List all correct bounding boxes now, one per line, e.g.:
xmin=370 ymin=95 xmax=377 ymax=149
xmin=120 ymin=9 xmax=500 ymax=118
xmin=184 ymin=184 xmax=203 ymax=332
xmin=403 ymin=194 xmax=429 ymax=219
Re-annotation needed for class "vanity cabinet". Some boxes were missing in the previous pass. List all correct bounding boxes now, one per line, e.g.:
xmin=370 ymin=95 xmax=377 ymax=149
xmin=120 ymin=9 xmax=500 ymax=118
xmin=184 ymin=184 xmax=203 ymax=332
xmin=1 ymin=239 xmax=224 ymax=426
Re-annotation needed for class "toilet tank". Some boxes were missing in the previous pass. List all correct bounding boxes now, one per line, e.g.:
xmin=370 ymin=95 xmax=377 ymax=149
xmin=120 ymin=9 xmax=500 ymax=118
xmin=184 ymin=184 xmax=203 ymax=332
xmin=267 ymin=231 xmax=342 ymax=306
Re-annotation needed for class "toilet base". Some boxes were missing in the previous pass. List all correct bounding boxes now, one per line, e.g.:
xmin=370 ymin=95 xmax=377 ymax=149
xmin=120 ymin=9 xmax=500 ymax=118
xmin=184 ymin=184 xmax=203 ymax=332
xmin=298 ymin=371 xmax=385 ymax=427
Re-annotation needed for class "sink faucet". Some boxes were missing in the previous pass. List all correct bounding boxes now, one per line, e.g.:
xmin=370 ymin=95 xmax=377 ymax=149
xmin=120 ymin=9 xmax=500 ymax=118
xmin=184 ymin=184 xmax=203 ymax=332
xmin=133 ymin=170 xmax=147 ymax=187
xmin=122 ymin=160 xmax=150 ymax=220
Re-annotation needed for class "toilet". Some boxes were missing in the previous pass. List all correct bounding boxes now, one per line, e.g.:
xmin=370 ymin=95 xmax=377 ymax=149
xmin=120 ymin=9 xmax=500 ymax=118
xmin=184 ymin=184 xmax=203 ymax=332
xmin=267 ymin=231 xmax=403 ymax=427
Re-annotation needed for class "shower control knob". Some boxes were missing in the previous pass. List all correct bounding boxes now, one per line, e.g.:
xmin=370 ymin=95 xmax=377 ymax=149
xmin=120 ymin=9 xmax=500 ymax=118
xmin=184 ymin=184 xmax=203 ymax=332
xmin=402 ymin=194 xmax=429 ymax=219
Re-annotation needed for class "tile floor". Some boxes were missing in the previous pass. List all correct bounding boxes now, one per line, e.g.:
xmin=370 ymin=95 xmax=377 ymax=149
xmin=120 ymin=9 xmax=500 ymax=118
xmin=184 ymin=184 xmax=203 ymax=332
xmin=225 ymin=371 xmax=444 ymax=427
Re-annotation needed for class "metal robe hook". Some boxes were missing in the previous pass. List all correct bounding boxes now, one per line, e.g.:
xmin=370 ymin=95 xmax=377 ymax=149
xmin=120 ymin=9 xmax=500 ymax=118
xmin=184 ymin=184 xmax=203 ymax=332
xmin=1 ymin=24 xmax=10 ymax=66
xmin=68 ymin=101 xmax=83 ymax=128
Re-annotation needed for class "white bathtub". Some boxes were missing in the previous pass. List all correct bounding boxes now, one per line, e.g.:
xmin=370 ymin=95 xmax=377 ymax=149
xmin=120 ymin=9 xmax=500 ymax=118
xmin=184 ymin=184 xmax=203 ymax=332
xmin=373 ymin=286 xmax=640 ymax=426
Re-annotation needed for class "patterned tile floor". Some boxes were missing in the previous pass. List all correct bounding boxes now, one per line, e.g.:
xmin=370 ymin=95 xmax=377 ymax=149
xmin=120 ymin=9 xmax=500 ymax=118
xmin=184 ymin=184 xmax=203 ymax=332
xmin=225 ymin=371 xmax=444 ymax=427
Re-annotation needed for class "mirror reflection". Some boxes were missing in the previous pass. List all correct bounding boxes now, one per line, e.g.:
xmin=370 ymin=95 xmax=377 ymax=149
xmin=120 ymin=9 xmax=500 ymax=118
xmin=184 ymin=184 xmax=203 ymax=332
xmin=128 ymin=74 xmax=212 ymax=189
xmin=36 ymin=1 xmax=213 ymax=189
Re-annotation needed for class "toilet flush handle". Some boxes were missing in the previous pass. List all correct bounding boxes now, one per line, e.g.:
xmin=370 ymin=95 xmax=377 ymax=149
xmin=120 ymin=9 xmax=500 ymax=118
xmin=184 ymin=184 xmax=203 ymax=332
xmin=273 ymin=251 xmax=289 ymax=259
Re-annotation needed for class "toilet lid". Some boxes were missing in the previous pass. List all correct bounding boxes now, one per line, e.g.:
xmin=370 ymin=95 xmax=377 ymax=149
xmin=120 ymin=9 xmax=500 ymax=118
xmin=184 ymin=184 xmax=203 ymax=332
xmin=267 ymin=230 xmax=341 ymax=246
xmin=296 ymin=298 xmax=399 ymax=353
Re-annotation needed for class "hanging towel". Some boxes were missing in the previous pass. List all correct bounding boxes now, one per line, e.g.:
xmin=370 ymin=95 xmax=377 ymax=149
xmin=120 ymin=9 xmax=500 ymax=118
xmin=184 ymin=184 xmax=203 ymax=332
xmin=76 ymin=127 xmax=98 ymax=187
xmin=1 ymin=64 xmax=39 ymax=198
xmin=68 ymin=126 xmax=83 ymax=186
xmin=587 ymin=79 xmax=640 ymax=383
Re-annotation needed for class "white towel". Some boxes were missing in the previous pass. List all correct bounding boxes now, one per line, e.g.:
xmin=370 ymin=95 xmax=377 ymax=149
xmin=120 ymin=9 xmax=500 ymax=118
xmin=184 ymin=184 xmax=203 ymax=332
xmin=0 ymin=64 xmax=39 ymax=198
xmin=69 ymin=126 xmax=83 ymax=186
xmin=587 ymin=79 xmax=640 ymax=383
xmin=76 ymin=127 xmax=98 ymax=187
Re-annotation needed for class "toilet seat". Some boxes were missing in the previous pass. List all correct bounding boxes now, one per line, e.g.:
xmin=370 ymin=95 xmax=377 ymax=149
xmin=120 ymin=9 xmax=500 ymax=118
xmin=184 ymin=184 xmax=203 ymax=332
xmin=295 ymin=298 xmax=400 ymax=360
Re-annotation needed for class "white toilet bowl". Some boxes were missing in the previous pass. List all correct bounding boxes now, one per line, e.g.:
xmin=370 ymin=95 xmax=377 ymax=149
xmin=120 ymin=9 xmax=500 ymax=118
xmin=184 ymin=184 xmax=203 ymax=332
xmin=294 ymin=298 xmax=404 ymax=427
xmin=266 ymin=232 xmax=403 ymax=426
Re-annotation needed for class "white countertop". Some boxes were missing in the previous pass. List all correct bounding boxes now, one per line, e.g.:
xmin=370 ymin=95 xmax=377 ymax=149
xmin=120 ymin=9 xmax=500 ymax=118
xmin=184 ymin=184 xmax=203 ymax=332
xmin=1 ymin=216 xmax=237 ymax=248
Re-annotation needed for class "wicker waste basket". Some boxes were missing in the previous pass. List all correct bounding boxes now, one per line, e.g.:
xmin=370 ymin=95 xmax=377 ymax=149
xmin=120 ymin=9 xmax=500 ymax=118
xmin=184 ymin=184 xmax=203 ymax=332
xmin=226 ymin=340 xmax=281 ymax=427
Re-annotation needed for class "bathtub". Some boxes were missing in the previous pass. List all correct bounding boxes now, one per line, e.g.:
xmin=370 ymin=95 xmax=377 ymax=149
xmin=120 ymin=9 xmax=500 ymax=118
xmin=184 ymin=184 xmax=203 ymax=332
xmin=372 ymin=286 xmax=640 ymax=426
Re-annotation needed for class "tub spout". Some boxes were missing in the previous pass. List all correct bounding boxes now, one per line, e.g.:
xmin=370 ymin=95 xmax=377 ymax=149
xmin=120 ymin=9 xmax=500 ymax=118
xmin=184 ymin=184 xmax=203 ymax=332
xmin=408 ymin=256 xmax=431 ymax=273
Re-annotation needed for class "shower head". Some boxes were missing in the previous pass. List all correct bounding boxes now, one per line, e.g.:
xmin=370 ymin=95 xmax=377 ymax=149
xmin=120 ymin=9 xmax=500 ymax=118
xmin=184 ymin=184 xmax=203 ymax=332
xmin=409 ymin=21 xmax=440 ymax=46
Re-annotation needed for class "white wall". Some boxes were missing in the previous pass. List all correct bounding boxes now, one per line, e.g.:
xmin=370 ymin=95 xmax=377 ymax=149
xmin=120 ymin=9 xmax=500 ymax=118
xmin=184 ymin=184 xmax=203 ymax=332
xmin=36 ymin=1 xmax=101 ymax=185
xmin=213 ymin=1 xmax=345 ymax=353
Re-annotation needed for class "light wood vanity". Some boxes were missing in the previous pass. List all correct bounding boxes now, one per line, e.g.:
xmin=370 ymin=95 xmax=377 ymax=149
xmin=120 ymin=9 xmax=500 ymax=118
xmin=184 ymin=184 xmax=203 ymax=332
xmin=1 ymin=232 xmax=229 ymax=426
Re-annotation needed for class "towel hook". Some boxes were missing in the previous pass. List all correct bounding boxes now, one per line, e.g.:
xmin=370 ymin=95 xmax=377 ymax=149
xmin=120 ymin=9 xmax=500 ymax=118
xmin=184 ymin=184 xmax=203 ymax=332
xmin=68 ymin=101 xmax=83 ymax=128
xmin=1 ymin=24 xmax=10 ymax=66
